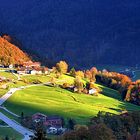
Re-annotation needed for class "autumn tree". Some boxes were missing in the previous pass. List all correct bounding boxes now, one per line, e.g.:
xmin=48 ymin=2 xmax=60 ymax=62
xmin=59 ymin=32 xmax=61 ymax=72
xmin=32 ymin=128 xmax=48 ymax=140
xmin=62 ymin=123 xmax=116 ymax=140
xmin=89 ymin=123 xmax=116 ymax=140
xmin=56 ymin=61 xmax=68 ymax=74
xmin=0 ymin=37 xmax=30 ymax=66
xmin=90 ymin=67 xmax=98 ymax=75
xmin=84 ymin=70 xmax=92 ymax=80
xmin=75 ymin=71 xmax=84 ymax=79
xmin=70 ymin=67 xmax=76 ymax=77
xmin=74 ymin=76 xmax=84 ymax=93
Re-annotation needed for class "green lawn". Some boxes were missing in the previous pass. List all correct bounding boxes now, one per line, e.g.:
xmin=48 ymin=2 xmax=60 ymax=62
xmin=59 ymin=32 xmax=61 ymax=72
xmin=22 ymin=73 xmax=76 ymax=85
xmin=4 ymin=85 xmax=140 ymax=124
xmin=0 ymin=88 xmax=8 ymax=97
xmin=0 ymin=71 xmax=17 ymax=80
xmin=7 ymin=81 xmax=28 ymax=89
xmin=0 ymin=127 xmax=23 ymax=140
xmin=95 ymin=83 xmax=122 ymax=100
xmin=0 ymin=109 xmax=20 ymax=123
xmin=22 ymin=74 xmax=51 ymax=83
xmin=55 ymin=74 xmax=75 ymax=85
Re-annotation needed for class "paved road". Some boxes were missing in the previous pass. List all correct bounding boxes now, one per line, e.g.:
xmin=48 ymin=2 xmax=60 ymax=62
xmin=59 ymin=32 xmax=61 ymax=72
xmin=0 ymin=83 xmax=50 ymax=139
xmin=0 ymin=86 xmax=35 ymax=139
xmin=0 ymin=112 xmax=34 ymax=140
xmin=0 ymin=106 xmax=20 ymax=117
xmin=0 ymin=84 xmax=44 ymax=106
xmin=0 ymin=88 xmax=20 ymax=105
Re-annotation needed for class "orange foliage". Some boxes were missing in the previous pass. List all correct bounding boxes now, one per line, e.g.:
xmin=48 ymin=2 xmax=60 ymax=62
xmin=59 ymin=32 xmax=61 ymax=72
xmin=75 ymin=71 xmax=84 ymax=78
xmin=0 ymin=37 xmax=30 ymax=66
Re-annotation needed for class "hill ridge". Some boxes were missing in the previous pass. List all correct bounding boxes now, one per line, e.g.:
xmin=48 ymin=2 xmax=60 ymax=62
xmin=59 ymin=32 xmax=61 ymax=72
xmin=0 ymin=37 xmax=30 ymax=66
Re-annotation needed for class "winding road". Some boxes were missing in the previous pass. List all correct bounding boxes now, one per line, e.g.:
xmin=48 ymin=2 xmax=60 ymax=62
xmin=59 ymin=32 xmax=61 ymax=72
xmin=0 ymin=112 xmax=34 ymax=140
xmin=0 ymin=86 xmax=35 ymax=140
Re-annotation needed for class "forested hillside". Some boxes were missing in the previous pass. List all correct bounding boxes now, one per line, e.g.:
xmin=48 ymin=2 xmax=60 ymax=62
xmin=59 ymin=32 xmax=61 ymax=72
xmin=0 ymin=37 xmax=30 ymax=66
xmin=0 ymin=0 xmax=140 ymax=68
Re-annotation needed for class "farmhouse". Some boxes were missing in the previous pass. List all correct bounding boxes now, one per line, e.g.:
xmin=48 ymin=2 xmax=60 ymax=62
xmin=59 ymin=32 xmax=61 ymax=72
xmin=43 ymin=67 xmax=49 ymax=74
xmin=23 ymin=61 xmax=41 ymax=68
xmin=32 ymin=113 xmax=63 ymax=128
xmin=29 ymin=67 xmax=43 ymax=75
xmin=17 ymin=67 xmax=30 ymax=75
xmin=88 ymin=88 xmax=98 ymax=95
xmin=9 ymin=64 xmax=13 ymax=68
xmin=32 ymin=113 xmax=46 ymax=123
xmin=44 ymin=116 xmax=62 ymax=127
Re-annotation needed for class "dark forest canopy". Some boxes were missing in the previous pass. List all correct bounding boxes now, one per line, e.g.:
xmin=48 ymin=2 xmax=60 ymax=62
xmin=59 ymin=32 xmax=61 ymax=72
xmin=0 ymin=0 xmax=140 ymax=68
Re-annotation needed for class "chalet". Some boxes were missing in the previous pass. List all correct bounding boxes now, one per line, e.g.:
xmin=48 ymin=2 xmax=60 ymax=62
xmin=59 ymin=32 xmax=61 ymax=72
xmin=47 ymin=126 xmax=66 ymax=135
xmin=31 ymin=113 xmax=66 ymax=135
xmin=0 ymin=76 xmax=6 ymax=83
xmin=23 ymin=61 xmax=41 ymax=68
xmin=74 ymin=87 xmax=78 ymax=92
xmin=32 ymin=113 xmax=46 ymax=123
xmin=32 ymin=113 xmax=63 ymax=128
xmin=9 ymin=64 xmax=13 ymax=69
xmin=29 ymin=68 xmax=42 ymax=75
xmin=17 ymin=67 xmax=31 ymax=75
xmin=47 ymin=127 xmax=58 ymax=134
xmin=0 ymin=76 xmax=6 ymax=80
xmin=44 ymin=116 xmax=62 ymax=128
xmin=43 ymin=67 xmax=49 ymax=74
xmin=17 ymin=67 xmax=26 ymax=75
xmin=88 ymin=88 xmax=97 ymax=95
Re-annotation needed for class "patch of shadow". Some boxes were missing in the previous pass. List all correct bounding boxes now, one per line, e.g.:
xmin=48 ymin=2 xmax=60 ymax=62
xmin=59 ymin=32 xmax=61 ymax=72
xmin=108 ymin=107 xmax=122 ymax=112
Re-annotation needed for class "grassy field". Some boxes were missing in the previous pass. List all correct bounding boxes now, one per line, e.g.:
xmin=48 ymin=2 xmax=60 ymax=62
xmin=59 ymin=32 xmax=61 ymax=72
xmin=22 ymin=73 xmax=75 ymax=85
xmin=0 ymin=88 xmax=8 ymax=97
xmin=0 ymin=109 xmax=20 ymax=123
xmin=22 ymin=74 xmax=51 ymax=83
xmin=0 ymin=71 xmax=17 ymax=80
xmin=0 ymin=127 xmax=23 ymax=140
xmin=4 ymin=85 xmax=140 ymax=124
xmin=95 ymin=83 xmax=122 ymax=100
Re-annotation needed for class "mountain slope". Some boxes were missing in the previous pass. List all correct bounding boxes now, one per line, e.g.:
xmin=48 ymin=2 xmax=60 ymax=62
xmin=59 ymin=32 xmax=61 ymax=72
xmin=0 ymin=37 xmax=30 ymax=65
xmin=1 ymin=0 xmax=140 ymax=68
xmin=4 ymin=85 xmax=140 ymax=124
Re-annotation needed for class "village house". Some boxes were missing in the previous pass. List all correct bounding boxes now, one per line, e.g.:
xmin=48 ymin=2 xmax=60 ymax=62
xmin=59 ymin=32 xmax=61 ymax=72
xmin=43 ymin=67 xmax=49 ymax=74
xmin=0 ymin=76 xmax=6 ymax=81
xmin=17 ymin=67 xmax=31 ymax=75
xmin=88 ymin=88 xmax=98 ymax=95
xmin=9 ymin=64 xmax=13 ymax=69
xmin=23 ymin=61 xmax=41 ymax=68
xmin=32 ymin=113 xmax=64 ymax=134
xmin=29 ymin=67 xmax=42 ymax=75
xmin=44 ymin=116 xmax=63 ymax=127
xmin=32 ymin=113 xmax=46 ymax=123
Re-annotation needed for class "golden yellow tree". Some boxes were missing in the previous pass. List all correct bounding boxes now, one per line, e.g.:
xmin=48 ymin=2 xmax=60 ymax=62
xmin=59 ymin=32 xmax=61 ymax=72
xmin=56 ymin=61 xmax=68 ymax=74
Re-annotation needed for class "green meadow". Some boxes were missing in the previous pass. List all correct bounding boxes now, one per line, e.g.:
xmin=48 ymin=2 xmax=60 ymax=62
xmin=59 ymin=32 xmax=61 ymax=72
xmin=0 ymin=71 xmax=17 ymax=80
xmin=0 ymin=89 xmax=8 ymax=97
xmin=4 ymin=85 xmax=140 ymax=124
xmin=0 ymin=127 xmax=23 ymax=140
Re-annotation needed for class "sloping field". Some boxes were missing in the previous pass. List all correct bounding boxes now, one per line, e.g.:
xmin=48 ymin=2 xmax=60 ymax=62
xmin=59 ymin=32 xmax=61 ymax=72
xmin=4 ymin=85 xmax=140 ymax=124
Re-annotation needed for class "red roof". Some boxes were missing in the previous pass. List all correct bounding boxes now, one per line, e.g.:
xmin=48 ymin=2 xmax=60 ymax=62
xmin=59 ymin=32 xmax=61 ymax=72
xmin=23 ymin=61 xmax=41 ymax=67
